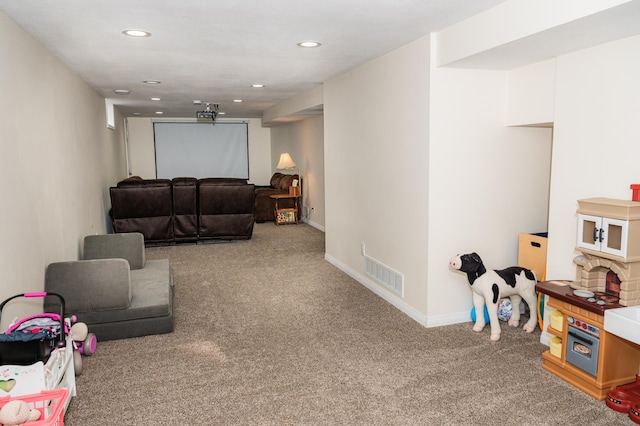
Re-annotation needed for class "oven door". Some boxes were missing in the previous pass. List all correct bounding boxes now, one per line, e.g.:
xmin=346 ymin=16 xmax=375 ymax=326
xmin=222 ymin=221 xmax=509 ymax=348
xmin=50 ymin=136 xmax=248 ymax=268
xmin=566 ymin=325 xmax=600 ymax=377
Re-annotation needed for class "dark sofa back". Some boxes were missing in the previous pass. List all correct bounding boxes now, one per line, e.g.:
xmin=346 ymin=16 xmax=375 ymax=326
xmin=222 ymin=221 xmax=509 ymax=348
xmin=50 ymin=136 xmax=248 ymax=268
xmin=198 ymin=182 xmax=255 ymax=240
xmin=110 ymin=180 xmax=174 ymax=243
xmin=171 ymin=177 xmax=198 ymax=242
xmin=110 ymin=177 xmax=255 ymax=243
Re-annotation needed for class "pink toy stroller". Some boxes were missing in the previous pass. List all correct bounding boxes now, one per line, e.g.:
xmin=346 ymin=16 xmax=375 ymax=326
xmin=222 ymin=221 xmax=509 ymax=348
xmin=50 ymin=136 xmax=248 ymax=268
xmin=0 ymin=292 xmax=67 ymax=366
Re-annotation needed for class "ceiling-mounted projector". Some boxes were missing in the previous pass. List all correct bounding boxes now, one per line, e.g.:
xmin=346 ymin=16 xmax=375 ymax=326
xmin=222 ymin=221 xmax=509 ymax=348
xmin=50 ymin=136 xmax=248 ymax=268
xmin=196 ymin=103 xmax=219 ymax=120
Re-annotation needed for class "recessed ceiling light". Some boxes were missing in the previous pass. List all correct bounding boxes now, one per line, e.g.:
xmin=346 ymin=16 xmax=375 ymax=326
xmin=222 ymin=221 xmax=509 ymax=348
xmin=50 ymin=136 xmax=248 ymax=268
xmin=155 ymin=111 xmax=164 ymax=115
xmin=251 ymin=84 xmax=265 ymax=88
xmin=150 ymin=97 xmax=161 ymax=101
xmin=143 ymin=80 xmax=161 ymax=84
xmin=114 ymin=89 xmax=130 ymax=95
xmin=132 ymin=112 xmax=141 ymax=116
xmin=218 ymin=112 xmax=226 ymax=115
xmin=193 ymin=100 xmax=202 ymax=105
xmin=297 ymin=40 xmax=321 ymax=48
xmin=122 ymin=29 xmax=151 ymax=37
xmin=233 ymin=99 xmax=243 ymax=103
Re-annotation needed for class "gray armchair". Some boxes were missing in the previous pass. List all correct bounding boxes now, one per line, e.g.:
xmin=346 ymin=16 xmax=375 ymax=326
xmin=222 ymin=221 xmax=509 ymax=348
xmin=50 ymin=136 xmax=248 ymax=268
xmin=45 ymin=233 xmax=174 ymax=341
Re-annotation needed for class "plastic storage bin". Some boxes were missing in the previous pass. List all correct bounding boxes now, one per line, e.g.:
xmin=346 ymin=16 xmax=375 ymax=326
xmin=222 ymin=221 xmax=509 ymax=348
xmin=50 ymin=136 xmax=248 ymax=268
xmin=0 ymin=388 xmax=69 ymax=426
xmin=550 ymin=309 xmax=564 ymax=332
xmin=550 ymin=336 xmax=562 ymax=358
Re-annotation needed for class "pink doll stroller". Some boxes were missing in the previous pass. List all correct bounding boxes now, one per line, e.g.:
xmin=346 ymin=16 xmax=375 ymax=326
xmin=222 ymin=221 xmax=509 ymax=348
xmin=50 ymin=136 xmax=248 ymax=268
xmin=0 ymin=292 xmax=96 ymax=375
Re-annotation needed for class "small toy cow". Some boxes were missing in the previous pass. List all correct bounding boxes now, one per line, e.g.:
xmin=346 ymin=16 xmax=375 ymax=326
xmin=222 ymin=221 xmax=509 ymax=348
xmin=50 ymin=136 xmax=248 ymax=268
xmin=449 ymin=252 xmax=537 ymax=341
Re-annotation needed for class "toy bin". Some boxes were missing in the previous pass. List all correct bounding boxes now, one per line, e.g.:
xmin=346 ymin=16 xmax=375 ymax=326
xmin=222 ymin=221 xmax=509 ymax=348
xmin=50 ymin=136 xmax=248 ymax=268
xmin=0 ymin=388 xmax=69 ymax=426
xmin=518 ymin=232 xmax=548 ymax=281
xmin=550 ymin=309 xmax=564 ymax=332
xmin=549 ymin=337 xmax=562 ymax=358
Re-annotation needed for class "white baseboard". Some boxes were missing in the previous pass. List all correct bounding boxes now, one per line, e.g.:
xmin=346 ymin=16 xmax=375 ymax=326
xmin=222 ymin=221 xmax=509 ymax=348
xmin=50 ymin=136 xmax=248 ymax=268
xmin=302 ymin=218 xmax=325 ymax=232
xmin=324 ymin=253 xmax=470 ymax=329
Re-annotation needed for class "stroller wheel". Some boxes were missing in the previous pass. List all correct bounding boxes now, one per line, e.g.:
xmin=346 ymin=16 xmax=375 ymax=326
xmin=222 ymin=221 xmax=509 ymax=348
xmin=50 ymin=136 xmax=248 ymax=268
xmin=82 ymin=333 xmax=97 ymax=356
xmin=73 ymin=350 xmax=83 ymax=376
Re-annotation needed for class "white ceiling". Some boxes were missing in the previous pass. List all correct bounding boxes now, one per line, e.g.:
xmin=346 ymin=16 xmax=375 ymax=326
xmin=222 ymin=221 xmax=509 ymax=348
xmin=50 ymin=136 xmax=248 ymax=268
xmin=0 ymin=0 xmax=508 ymax=119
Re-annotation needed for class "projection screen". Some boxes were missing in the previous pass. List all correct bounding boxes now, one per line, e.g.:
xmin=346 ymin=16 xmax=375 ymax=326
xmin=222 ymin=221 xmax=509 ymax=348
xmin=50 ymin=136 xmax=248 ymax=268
xmin=153 ymin=121 xmax=249 ymax=179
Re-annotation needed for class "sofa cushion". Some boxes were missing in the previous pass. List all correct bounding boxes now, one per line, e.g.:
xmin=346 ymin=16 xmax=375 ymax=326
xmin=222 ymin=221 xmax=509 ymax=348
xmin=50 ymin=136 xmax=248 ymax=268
xmin=270 ymin=173 xmax=284 ymax=188
xmin=117 ymin=178 xmax=171 ymax=188
xmin=279 ymin=174 xmax=297 ymax=189
xmin=45 ymin=259 xmax=132 ymax=312
xmin=198 ymin=178 xmax=247 ymax=186
xmin=83 ymin=232 xmax=146 ymax=270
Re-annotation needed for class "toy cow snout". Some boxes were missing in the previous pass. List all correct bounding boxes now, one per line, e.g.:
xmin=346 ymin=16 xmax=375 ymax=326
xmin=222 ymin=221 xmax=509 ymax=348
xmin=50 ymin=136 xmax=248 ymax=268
xmin=449 ymin=256 xmax=461 ymax=270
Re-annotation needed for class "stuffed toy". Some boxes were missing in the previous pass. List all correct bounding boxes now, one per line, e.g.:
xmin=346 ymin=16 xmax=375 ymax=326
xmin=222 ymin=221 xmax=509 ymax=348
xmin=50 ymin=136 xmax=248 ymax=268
xmin=450 ymin=252 xmax=538 ymax=341
xmin=69 ymin=322 xmax=88 ymax=342
xmin=0 ymin=400 xmax=41 ymax=425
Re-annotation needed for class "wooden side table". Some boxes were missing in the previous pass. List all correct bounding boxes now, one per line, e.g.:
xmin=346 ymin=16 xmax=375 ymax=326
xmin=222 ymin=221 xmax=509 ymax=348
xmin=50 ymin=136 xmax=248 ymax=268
xmin=269 ymin=194 xmax=300 ymax=225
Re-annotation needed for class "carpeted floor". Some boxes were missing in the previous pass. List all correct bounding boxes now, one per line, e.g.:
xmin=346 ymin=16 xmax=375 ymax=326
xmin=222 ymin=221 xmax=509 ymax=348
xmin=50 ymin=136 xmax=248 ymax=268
xmin=64 ymin=223 xmax=632 ymax=425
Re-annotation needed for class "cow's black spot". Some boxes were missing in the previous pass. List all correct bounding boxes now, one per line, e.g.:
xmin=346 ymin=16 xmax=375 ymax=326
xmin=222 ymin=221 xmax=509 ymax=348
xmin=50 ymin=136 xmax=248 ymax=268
xmin=496 ymin=267 xmax=530 ymax=288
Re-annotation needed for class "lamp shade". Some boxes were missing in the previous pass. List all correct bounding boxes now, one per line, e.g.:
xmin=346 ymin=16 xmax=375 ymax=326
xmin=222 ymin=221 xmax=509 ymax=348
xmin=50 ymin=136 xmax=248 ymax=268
xmin=276 ymin=153 xmax=297 ymax=170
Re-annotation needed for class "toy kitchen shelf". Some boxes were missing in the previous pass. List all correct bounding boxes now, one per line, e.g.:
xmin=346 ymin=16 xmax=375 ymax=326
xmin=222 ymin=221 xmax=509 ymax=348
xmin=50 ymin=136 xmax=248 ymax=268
xmin=536 ymin=281 xmax=640 ymax=400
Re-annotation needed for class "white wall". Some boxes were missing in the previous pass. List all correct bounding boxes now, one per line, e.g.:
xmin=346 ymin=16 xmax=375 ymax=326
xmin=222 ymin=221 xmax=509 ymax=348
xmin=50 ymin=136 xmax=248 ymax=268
xmin=428 ymin=64 xmax=552 ymax=322
xmin=125 ymin=118 xmax=272 ymax=184
xmin=507 ymin=59 xmax=556 ymax=126
xmin=547 ymin=34 xmax=640 ymax=281
xmin=0 ymin=13 xmax=126 ymax=327
xmin=323 ymin=33 xmax=552 ymax=326
xmin=270 ymin=115 xmax=325 ymax=230
xmin=324 ymin=35 xmax=431 ymax=322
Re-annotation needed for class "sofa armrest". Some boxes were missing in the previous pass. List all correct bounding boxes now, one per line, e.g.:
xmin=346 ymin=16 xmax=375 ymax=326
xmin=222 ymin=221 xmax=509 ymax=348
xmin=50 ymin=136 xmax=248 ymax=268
xmin=45 ymin=259 xmax=132 ymax=313
xmin=83 ymin=232 xmax=146 ymax=270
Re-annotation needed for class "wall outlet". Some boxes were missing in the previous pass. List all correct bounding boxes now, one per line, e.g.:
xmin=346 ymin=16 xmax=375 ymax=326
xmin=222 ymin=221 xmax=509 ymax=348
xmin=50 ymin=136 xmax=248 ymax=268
xmin=360 ymin=243 xmax=366 ymax=256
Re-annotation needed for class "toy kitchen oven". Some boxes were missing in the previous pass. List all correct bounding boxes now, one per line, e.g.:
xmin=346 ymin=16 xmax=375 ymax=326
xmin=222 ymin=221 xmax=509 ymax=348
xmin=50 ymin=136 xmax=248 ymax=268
xmin=536 ymin=198 xmax=640 ymax=400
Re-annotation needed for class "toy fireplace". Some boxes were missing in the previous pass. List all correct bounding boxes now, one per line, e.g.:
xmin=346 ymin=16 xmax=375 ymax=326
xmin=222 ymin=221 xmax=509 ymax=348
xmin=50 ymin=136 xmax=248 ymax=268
xmin=571 ymin=198 xmax=640 ymax=307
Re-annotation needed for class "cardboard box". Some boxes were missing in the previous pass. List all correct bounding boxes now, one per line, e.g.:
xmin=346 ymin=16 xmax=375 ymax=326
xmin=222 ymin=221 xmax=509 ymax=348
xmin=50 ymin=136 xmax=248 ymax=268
xmin=550 ymin=336 xmax=562 ymax=358
xmin=518 ymin=232 xmax=548 ymax=281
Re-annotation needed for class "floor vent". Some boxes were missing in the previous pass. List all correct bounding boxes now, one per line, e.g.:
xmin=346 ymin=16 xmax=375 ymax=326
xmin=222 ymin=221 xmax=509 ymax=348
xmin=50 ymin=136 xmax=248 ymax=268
xmin=365 ymin=256 xmax=404 ymax=296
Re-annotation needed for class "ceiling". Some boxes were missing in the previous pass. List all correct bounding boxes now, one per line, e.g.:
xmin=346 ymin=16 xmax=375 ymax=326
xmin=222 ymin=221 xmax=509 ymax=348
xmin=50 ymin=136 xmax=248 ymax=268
xmin=0 ymin=0 xmax=508 ymax=119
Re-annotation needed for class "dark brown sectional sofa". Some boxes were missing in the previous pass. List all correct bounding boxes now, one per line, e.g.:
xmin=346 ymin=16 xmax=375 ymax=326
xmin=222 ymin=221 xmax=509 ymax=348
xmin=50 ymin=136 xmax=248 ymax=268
xmin=110 ymin=177 xmax=255 ymax=243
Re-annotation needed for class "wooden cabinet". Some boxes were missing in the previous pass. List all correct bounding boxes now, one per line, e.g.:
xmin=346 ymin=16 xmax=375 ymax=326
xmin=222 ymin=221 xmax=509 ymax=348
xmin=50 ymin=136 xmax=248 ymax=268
xmin=577 ymin=213 xmax=629 ymax=258
xmin=576 ymin=198 xmax=640 ymax=262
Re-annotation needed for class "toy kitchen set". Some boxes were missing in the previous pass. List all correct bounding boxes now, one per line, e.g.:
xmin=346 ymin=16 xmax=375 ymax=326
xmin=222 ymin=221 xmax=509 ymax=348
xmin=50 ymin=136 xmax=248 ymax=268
xmin=536 ymin=196 xmax=640 ymax=422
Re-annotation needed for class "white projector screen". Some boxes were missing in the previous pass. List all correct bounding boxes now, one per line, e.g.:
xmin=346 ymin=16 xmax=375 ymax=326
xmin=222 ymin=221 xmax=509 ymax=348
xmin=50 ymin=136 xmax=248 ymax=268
xmin=153 ymin=121 xmax=249 ymax=179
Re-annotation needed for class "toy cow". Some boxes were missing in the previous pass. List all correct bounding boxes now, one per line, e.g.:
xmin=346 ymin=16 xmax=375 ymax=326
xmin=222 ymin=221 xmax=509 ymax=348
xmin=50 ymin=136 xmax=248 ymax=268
xmin=449 ymin=252 xmax=538 ymax=341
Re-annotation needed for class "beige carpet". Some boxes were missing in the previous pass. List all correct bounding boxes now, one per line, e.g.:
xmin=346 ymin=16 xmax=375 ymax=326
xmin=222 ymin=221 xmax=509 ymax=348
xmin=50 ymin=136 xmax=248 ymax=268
xmin=65 ymin=223 xmax=631 ymax=425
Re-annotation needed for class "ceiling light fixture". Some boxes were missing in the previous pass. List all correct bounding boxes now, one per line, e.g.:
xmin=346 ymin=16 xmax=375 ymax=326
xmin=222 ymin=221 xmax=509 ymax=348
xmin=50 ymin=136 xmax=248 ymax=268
xmin=251 ymin=84 xmax=265 ymax=88
xmin=150 ymin=97 xmax=161 ymax=101
xmin=155 ymin=111 xmax=164 ymax=115
xmin=122 ymin=29 xmax=151 ymax=37
xmin=196 ymin=103 xmax=219 ymax=121
xmin=233 ymin=99 xmax=243 ymax=103
xmin=114 ymin=89 xmax=130 ymax=95
xmin=143 ymin=80 xmax=161 ymax=84
xmin=297 ymin=40 xmax=321 ymax=48
xmin=193 ymin=100 xmax=202 ymax=105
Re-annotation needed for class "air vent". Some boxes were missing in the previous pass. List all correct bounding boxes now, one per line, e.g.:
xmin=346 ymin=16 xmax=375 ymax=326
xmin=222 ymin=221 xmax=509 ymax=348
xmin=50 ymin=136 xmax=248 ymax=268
xmin=365 ymin=255 xmax=404 ymax=296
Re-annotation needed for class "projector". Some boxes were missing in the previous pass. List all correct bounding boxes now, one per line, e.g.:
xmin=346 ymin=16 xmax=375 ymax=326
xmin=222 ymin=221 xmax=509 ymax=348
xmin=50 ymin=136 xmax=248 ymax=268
xmin=196 ymin=110 xmax=217 ymax=119
xmin=196 ymin=103 xmax=219 ymax=121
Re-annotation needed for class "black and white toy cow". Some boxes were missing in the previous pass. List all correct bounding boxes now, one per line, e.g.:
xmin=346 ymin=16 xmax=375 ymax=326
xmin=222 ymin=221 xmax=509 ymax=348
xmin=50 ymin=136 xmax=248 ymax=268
xmin=449 ymin=252 xmax=538 ymax=341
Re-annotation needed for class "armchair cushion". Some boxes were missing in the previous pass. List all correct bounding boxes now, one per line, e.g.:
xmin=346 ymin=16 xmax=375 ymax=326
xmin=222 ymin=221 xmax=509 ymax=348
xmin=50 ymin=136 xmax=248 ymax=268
xmin=83 ymin=232 xmax=146 ymax=270
xmin=45 ymin=259 xmax=132 ymax=312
